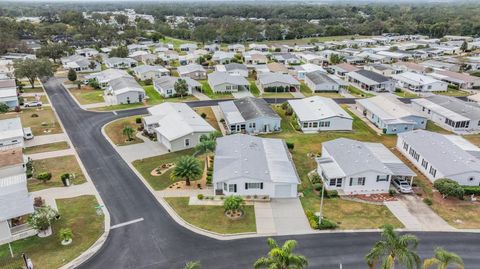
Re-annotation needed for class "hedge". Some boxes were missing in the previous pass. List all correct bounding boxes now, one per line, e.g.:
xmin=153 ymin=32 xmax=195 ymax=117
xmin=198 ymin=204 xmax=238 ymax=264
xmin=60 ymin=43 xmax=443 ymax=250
xmin=463 ymin=186 xmax=480 ymax=195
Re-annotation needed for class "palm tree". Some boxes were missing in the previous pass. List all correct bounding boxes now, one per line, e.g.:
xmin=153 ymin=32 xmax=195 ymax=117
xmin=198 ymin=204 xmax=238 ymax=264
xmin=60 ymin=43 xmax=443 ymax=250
xmin=254 ymin=238 xmax=308 ymax=269
xmin=183 ymin=261 xmax=201 ymax=269
xmin=122 ymin=126 xmax=134 ymax=141
xmin=423 ymin=247 xmax=464 ymax=269
xmin=365 ymin=224 xmax=421 ymax=269
xmin=195 ymin=131 xmax=222 ymax=168
xmin=170 ymin=155 xmax=202 ymax=186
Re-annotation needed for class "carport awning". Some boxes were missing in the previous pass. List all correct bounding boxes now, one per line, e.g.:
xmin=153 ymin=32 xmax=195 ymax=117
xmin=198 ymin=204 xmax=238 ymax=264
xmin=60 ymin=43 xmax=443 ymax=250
xmin=385 ymin=163 xmax=416 ymax=177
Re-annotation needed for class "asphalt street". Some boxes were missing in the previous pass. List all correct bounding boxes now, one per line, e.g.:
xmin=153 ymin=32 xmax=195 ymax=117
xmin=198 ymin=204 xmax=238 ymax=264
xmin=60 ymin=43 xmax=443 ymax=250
xmin=42 ymin=77 xmax=479 ymax=269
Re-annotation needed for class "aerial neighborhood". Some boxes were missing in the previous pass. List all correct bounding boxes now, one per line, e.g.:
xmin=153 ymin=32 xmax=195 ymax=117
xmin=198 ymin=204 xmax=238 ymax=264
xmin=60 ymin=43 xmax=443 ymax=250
xmin=1 ymin=1 xmax=480 ymax=268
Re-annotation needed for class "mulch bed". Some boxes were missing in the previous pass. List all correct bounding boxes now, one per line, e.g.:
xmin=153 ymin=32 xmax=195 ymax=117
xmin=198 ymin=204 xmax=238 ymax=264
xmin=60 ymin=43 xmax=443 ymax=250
xmin=348 ymin=193 xmax=397 ymax=202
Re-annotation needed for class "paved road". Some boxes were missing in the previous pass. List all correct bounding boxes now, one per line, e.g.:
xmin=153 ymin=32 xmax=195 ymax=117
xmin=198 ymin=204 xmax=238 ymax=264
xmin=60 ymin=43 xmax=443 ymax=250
xmin=42 ymin=77 xmax=480 ymax=269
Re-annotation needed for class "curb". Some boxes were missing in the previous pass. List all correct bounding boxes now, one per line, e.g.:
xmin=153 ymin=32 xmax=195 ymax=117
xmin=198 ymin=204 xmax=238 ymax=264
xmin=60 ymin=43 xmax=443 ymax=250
xmin=40 ymin=78 xmax=111 ymax=269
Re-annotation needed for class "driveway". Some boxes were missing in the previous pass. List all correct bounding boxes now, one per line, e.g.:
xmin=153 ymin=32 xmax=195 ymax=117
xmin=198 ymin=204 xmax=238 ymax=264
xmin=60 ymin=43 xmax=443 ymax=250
xmin=232 ymin=89 xmax=254 ymax=99
xmin=255 ymin=198 xmax=311 ymax=236
xmin=24 ymin=133 xmax=68 ymax=147
xmin=385 ymin=195 xmax=454 ymax=231
xmin=114 ymin=133 xmax=168 ymax=163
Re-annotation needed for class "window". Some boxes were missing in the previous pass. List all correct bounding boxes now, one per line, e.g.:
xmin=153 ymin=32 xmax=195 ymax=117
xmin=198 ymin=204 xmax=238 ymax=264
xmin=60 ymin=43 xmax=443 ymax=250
xmin=246 ymin=183 xmax=262 ymax=189
xmin=403 ymin=141 xmax=409 ymax=151
xmin=429 ymin=166 xmax=437 ymax=177
xmin=185 ymin=139 xmax=190 ymax=147
xmin=469 ymin=177 xmax=474 ymax=181
xmin=421 ymin=159 xmax=428 ymax=169
xmin=249 ymin=122 xmax=256 ymax=129
xmin=166 ymin=89 xmax=172 ymax=94
xmin=223 ymin=183 xmax=227 ymax=191
xmin=228 ymin=184 xmax=237 ymax=192
xmin=349 ymin=177 xmax=366 ymax=186
xmin=312 ymin=122 xmax=318 ymax=128
xmin=226 ymin=85 xmax=231 ymax=90
xmin=329 ymin=178 xmax=336 ymax=186
xmin=377 ymin=175 xmax=389 ymax=182
xmin=319 ymin=121 xmax=330 ymax=127
xmin=303 ymin=122 xmax=308 ymax=128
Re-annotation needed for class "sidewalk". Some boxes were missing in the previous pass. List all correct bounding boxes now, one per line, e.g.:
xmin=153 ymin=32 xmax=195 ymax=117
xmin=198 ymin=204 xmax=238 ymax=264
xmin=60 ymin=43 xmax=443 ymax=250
xmin=290 ymin=91 xmax=305 ymax=98
xmin=32 ymin=182 xmax=97 ymax=211
xmin=82 ymin=102 xmax=108 ymax=109
xmin=24 ymin=133 xmax=68 ymax=147
xmin=211 ymin=105 xmax=228 ymax=135
xmin=27 ymin=148 xmax=75 ymax=160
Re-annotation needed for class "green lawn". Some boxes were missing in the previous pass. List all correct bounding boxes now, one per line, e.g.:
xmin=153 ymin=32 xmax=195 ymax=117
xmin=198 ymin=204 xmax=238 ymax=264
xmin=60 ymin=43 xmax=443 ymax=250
xmin=143 ymin=85 xmax=198 ymax=104
xmin=257 ymin=35 xmax=369 ymax=46
xmin=199 ymin=80 xmax=233 ymax=99
xmin=194 ymin=106 xmax=221 ymax=131
xmin=69 ymin=87 xmax=105 ymax=105
xmin=132 ymin=149 xmax=205 ymax=190
xmin=0 ymin=195 xmax=104 ymax=269
xmin=165 ymin=197 xmax=256 ymax=234
xmin=29 ymin=155 xmax=86 ymax=192
xmin=24 ymin=142 xmax=70 ymax=155
xmin=346 ymin=86 xmax=374 ymax=98
xmin=261 ymin=92 xmax=294 ymax=98
xmin=394 ymin=89 xmax=418 ymax=98
xmin=161 ymin=36 xmax=193 ymax=48
xmin=434 ymin=88 xmax=470 ymax=97
xmin=299 ymin=83 xmax=343 ymax=98
xmin=104 ymin=116 xmax=144 ymax=146
xmin=0 ymin=107 xmax=62 ymax=136
xmin=300 ymin=193 xmax=403 ymax=229
xmin=23 ymin=95 xmax=50 ymax=104
xmin=249 ymin=81 xmax=260 ymax=96
xmin=425 ymin=120 xmax=452 ymax=134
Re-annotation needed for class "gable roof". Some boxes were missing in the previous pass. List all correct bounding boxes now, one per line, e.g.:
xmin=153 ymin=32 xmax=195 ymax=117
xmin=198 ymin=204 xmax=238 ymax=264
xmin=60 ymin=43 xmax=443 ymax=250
xmin=350 ymin=69 xmax=391 ymax=84
xmin=213 ymin=134 xmax=299 ymax=184
xmin=219 ymin=97 xmax=280 ymax=124
xmin=305 ymin=70 xmax=338 ymax=85
xmin=208 ymin=71 xmax=249 ymax=87
xmin=177 ymin=64 xmax=205 ymax=75
xmin=85 ymin=69 xmax=129 ymax=83
xmin=412 ymin=95 xmax=480 ymax=122
xmin=357 ymin=94 xmax=424 ymax=124
xmin=133 ymin=65 xmax=168 ymax=74
xmin=146 ymin=102 xmax=215 ymax=141
xmin=108 ymin=76 xmax=145 ymax=95
xmin=288 ymin=96 xmax=352 ymax=122
xmin=154 ymin=76 xmax=200 ymax=90
xmin=258 ymin=73 xmax=300 ymax=86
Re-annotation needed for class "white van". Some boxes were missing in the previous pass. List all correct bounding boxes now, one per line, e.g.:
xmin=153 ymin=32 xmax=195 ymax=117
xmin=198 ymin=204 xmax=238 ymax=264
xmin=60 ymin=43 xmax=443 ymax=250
xmin=23 ymin=127 xmax=34 ymax=140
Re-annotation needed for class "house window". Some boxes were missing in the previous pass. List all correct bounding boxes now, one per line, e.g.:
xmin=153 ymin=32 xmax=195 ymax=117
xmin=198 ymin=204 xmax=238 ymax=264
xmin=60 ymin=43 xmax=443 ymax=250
xmin=429 ymin=166 xmax=437 ymax=177
xmin=223 ymin=183 xmax=227 ymax=191
xmin=166 ymin=89 xmax=172 ymax=94
xmin=403 ymin=141 xmax=409 ymax=151
xmin=246 ymin=183 xmax=262 ymax=189
xmin=228 ymin=184 xmax=237 ymax=193
xmin=303 ymin=122 xmax=308 ymax=128
xmin=376 ymin=175 xmax=389 ymax=182
xmin=329 ymin=178 xmax=336 ymax=186
xmin=249 ymin=122 xmax=256 ymax=129
xmin=349 ymin=177 xmax=366 ymax=186
xmin=185 ymin=139 xmax=190 ymax=147
xmin=421 ymin=159 xmax=428 ymax=169
xmin=312 ymin=122 xmax=318 ymax=128
xmin=226 ymin=85 xmax=232 ymax=90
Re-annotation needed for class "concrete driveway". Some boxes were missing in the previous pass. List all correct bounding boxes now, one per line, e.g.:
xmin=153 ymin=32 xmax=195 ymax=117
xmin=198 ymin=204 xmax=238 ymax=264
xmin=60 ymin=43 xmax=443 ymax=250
xmin=255 ymin=198 xmax=311 ymax=235
xmin=114 ymin=133 xmax=168 ymax=163
xmin=232 ymin=89 xmax=254 ymax=99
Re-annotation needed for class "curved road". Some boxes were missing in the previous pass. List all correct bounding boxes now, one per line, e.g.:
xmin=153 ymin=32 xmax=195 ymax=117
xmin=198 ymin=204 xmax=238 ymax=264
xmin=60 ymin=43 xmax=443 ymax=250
xmin=43 ymin=78 xmax=479 ymax=269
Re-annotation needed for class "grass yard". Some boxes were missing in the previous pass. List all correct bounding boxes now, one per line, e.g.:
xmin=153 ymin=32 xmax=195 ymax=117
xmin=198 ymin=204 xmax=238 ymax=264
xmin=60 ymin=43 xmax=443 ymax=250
xmin=0 ymin=195 xmax=104 ymax=269
xmin=194 ymin=106 xmax=221 ymax=131
xmin=261 ymin=92 xmax=294 ymax=98
xmin=24 ymin=142 xmax=70 ymax=155
xmin=434 ymin=88 xmax=470 ymax=97
xmin=165 ymin=197 xmax=256 ymax=234
xmin=104 ymin=116 xmax=144 ymax=146
xmin=200 ymin=80 xmax=234 ymax=99
xmin=249 ymin=81 xmax=260 ymax=96
xmin=257 ymin=35 xmax=368 ymax=46
xmin=69 ymin=86 xmax=105 ymax=105
xmin=29 ymin=155 xmax=86 ymax=192
xmin=425 ymin=120 xmax=452 ymax=134
xmin=300 ymin=193 xmax=403 ymax=229
xmin=346 ymin=86 xmax=374 ymax=98
xmin=0 ymin=107 xmax=62 ymax=136
xmin=144 ymin=84 xmax=198 ymax=104
xmin=161 ymin=36 xmax=193 ymax=48
xmin=394 ymin=89 xmax=418 ymax=98
xmin=431 ymin=200 xmax=480 ymax=229
xmin=22 ymin=87 xmax=45 ymax=93
xmin=23 ymin=95 xmax=50 ymax=104
xmin=299 ymin=83 xmax=344 ymax=98
xmin=132 ymin=149 xmax=204 ymax=190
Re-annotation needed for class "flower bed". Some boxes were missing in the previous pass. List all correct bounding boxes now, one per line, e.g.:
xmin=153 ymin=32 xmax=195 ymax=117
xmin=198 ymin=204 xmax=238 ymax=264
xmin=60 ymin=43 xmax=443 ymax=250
xmin=150 ymin=163 xmax=175 ymax=176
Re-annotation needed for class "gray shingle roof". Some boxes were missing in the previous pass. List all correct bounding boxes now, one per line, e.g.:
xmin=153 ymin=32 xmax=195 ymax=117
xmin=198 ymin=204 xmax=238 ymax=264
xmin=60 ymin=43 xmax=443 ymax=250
xmin=219 ymin=97 xmax=280 ymax=124
xmin=354 ymin=69 xmax=391 ymax=83
xmin=305 ymin=70 xmax=337 ymax=85
xmin=224 ymin=63 xmax=247 ymax=72
xmin=208 ymin=71 xmax=249 ymax=87
xmin=258 ymin=73 xmax=300 ymax=86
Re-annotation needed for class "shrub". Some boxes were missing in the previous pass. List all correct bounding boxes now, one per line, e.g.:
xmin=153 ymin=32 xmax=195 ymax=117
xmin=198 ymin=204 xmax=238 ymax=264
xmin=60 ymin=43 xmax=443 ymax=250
xmin=463 ymin=186 xmax=480 ymax=195
xmin=197 ymin=194 xmax=204 ymax=200
xmin=326 ymin=190 xmax=338 ymax=198
xmin=281 ymin=102 xmax=289 ymax=110
xmin=59 ymin=228 xmax=73 ymax=242
xmin=200 ymin=112 xmax=207 ymax=118
xmin=223 ymin=195 xmax=244 ymax=212
xmin=313 ymin=183 xmax=323 ymax=192
xmin=31 ymin=113 xmax=39 ymax=118
xmin=37 ymin=172 xmax=52 ymax=182
xmin=389 ymin=189 xmax=396 ymax=196
xmin=207 ymin=171 xmax=213 ymax=177
xmin=285 ymin=106 xmax=293 ymax=116
xmin=318 ymin=218 xmax=337 ymax=230
xmin=135 ymin=117 xmax=142 ymax=124
xmin=220 ymin=119 xmax=225 ymax=123
xmin=28 ymin=206 xmax=58 ymax=231
xmin=286 ymin=141 xmax=294 ymax=150
xmin=60 ymin=173 xmax=70 ymax=186
xmin=433 ymin=178 xmax=465 ymax=199
xmin=305 ymin=210 xmax=319 ymax=229
xmin=26 ymin=161 xmax=33 ymax=178
xmin=310 ymin=173 xmax=321 ymax=184
xmin=423 ymin=197 xmax=433 ymax=206
xmin=18 ymin=96 xmax=24 ymax=105
xmin=33 ymin=197 xmax=44 ymax=207
xmin=144 ymin=79 xmax=153 ymax=85
xmin=309 ymin=219 xmax=319 ymax=229
xmin=0 ymin=103 xmax=8 ymax=113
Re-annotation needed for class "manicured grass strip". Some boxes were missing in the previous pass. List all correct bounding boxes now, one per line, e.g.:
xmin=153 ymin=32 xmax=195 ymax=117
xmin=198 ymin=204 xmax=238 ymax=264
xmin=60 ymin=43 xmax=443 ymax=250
xmin=346 ymin=85 xmax=374 ymax=98
xmin=393 ymin=89 xmax=418 ymax=98
xmin=132 ymin=148 xmax=203 ymax=191
xmin=23 ymin=95 xmax=50 ymax=104
xmin=29 ymin=155 xmax=86 ymax=192
xmin=24 ymin=142 xmax=70 ymax=155
xmin=104 ymin=115 xmax=144 ymax=146
xmin=425 ymin=120 xmax=451 ymax=134
xmin=194 ymin=107 xmax=221 ymax=131
xmin=69 ymin=87 xmax=104 ymax=105
xmin=434 ymin=88 xmax=470 ymax=97
xmin=0 ymin=107 xmax=62 ymax=136
xmin=249 ymin=80 xmax=260 ymax=96
xmin=199 ymin=80 xmax=233 ymax=99
xmin=300 ymin=193 xmax=403 ymax=229
xmin=0 ymin=195 xmax=104 ymax=269
xmin=165 ymin=197 xmax=256 ymax=234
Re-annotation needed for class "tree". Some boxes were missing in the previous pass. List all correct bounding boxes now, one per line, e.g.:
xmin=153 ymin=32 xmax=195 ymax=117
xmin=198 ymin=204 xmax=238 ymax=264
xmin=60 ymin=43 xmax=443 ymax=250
xmin=122 ymin=126 xmax=134 ymax=141
xmin=88 ymin=61 xmax=97 ymax=70
xmin=14 ymin=58 xmax=53 ymax=88
xmin=329 ymin=54 xmax=344 ymax=65
xmin=433 ymin=178 xmax=465 ymax=199
xmin=170 ymin=155 xmax=202 ymax=186
xmin=88 ymin=79 xmax=100 ymax=89
xmin=114 ymin=14 xmax=129 ymax=25
xmin=183 ymin=261 xmax=201 ymax=269
xmin=423 ymin=247 xmax=464 ymax=269
xmin=28 ymin=206 xmax=58 ymax=231
xmin=174 ymin=78 xmax=189 ymax=98
xmin=0 ymin=103 xmax=8 ymax=113
xmin=223 ymin=195 xmax=244 ymax=212
xmin=109 ymin=46 xmax=129 ymax=58
xmin=365 ymin=224 xmax=421 ymax=269
xmin=67 ymin=68 xmax=77 ymax=82
xmin=460 ymin=41 xmax=468 ymax=52
xmin=195 ymin=131 xmax=221 ymax=168
xmin=254 ymin=238 xmax=308 ymax=269
xmin=37 ymin=43 xmax=67 ymax=62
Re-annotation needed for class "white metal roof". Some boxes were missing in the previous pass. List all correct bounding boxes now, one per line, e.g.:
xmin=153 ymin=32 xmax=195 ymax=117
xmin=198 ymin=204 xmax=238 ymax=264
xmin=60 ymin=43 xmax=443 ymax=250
xmin=393 ymin=71 xmax=441 ymax=86
xmin=357 ymin=94 xmax=423 ymax=122
xmin=0 ymin=118 xmax=23 ymax=141
xmin=288 ymin=96 xmax=352 ymax=122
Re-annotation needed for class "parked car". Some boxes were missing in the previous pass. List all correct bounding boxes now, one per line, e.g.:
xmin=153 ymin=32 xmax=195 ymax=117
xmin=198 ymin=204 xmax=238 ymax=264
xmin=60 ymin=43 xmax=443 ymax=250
xmin=24 ymin=101 xmax=42 ymax=107
xmin=23 ymin=127 xmax=34 ymax=140
xmin=392 ymin=178 xmax=413 ymax=193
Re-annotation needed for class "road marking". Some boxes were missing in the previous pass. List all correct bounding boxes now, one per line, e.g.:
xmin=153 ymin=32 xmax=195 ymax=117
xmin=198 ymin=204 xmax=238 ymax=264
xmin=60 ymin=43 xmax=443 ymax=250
xmin=112 ymin=111 xmax=118 ymax=115
xmin=111 ymin=218 xmax=144 ymax=230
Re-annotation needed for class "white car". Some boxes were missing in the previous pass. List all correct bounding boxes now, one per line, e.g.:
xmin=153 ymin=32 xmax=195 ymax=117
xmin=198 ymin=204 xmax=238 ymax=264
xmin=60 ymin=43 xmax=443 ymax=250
xmin=23 ymin=127 xmax=34 ymax=140
xmin=392 ymin=178 xmax=413 ymax=194
xmin=24 ymin=101 xmax=43 ymax=107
